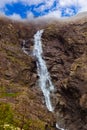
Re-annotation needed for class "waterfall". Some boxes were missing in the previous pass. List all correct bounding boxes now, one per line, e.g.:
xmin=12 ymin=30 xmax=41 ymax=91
xmin=56 ymin=123 xmax=65 ymax=130
xmin=22 ymin=40 xmax=29 ymax=55
xmin=33 ymin=30 xmax=54 ymax=112
xmin=22 ymin=30 xmax=66 ymax=130
xmin=33 ymin=30 xmax=66 ymax=130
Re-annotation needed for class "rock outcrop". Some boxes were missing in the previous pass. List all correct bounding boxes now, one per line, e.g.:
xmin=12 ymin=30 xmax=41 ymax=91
xmin=0 ymin=13 xmax=87 ymax=130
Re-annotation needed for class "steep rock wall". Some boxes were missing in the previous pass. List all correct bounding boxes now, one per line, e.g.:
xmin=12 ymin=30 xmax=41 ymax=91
xmin=42 ymin=16 xmax=87 ymax=130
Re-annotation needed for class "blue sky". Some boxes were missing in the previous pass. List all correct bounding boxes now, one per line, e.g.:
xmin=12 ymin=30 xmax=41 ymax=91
xmin=0 ymin=0 xmax=87 ymax=20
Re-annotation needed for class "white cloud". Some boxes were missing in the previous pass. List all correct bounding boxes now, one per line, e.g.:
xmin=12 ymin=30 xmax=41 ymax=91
xmin=64 ymin=8 xmax=75 ymax=16
xmin=19 ymin=0 xmax=43 ymax=5
xmin=0 ymin=0 xmax=87 ymax=20
xmin=0 ymin=0 xmax=55 ymax=9
xmin=34 ymin=0 xmax=55 ymax=13
xmin=78 ymin=0 xmax=87 ymax=12
xmin=58 ymin=0 xmax=87 ymax=13
xmin=46 ymin=10 xmax=61 ymax=18
xmin=0 ymin=0 xmax=17 ymax=8
xmin=26 ymin=11 xmax=34 ymax=20
xmin=8 ymin=13 xmax=23 ymax=20
xmin=38 ymin=10 xmax=61 ymax=19
xmin=58 ymin=0 xmax=77 ymax=7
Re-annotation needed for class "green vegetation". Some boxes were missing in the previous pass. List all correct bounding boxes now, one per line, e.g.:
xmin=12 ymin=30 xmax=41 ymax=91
xmin=0 ymin=103 xmax=14 ymax=129
xmin=23 ymin=119 xmax=45 ymax=130
xmin=0 ymin=92 xmax=19 ymax=98
xmin=0 ymin=85 xmax=19 ymax=98
xmin=0 ymin=103 xmax=46 ymax=130
xmin=14 ymin=118 xmax=45 ymax=130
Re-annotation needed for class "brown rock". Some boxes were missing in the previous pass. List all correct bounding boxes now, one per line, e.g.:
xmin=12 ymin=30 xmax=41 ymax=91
xmin=0 ymin=13 xmax=87 ymax=130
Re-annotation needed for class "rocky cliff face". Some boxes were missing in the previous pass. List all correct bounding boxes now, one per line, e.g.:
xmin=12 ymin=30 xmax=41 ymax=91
xmin=42 ymin=14 xmax=87 ymax=130
xmin=0 ymin=14 xmax=87 ymax=130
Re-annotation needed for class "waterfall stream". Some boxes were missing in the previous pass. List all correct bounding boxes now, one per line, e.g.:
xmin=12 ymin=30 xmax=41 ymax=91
xmin=33 ymin=30 xmax=65 ymax=130
xmin=22 ymin=40 xmax=29 ymax=55
xmin=33 ymin=30 xmax=54 ymax=112
xmin=22 ymin=30 xmax=65 ymax=130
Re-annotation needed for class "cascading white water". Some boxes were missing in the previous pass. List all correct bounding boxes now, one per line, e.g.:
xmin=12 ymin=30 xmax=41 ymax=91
xmin=33 ymin=30 xmax=54 ymax=112
xmin=22 ymin=30 xmax=65 ymax=130
xmin=56 ymin=123 xmax=65 ymax=130
xmin=22 ymin=40 xmax=29 ymax=55
xmin=33 ymin=30 xmax=66 ymax=130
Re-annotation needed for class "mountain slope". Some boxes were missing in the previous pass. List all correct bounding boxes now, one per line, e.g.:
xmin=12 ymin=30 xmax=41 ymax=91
xmin=42 ymin=13 xmax=87 ymax=130
xmin=0 ymin=13 xmax=87 ymax=130
xmin=0 ymin=18 xmax=55 ymax=130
